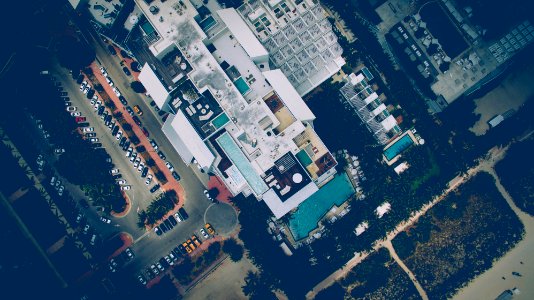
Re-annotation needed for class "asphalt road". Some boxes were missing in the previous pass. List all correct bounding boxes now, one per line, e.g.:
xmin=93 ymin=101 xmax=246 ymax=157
xmin=56 ymin=14 xmax=238 ymax=281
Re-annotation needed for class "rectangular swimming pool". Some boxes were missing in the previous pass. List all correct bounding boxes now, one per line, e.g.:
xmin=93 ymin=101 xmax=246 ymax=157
xmin=234 ymin=77 xmax=251 ymax=95
xmin=140 ymin=21 xmax=155 ymax=35
xmin=289 ymin=174 xmax=355 ymax=241
xmin=216 ymin=133 xmax=268 ymax=195
xmin=212 ymin=113 xmax=229 ymax=129
xmin=383 ymin=134 xmax=414 ymax=161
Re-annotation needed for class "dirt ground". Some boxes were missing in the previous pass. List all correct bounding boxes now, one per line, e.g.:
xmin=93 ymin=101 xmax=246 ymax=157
xmin=184 ymin=256 xmax=257 ymax=300
xmin=470 ymin=60 xmax=534 ymax=135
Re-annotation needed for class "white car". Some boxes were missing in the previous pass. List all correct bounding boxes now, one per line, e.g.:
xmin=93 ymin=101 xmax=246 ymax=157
xmin=117 ymin=179 xmax=126 ymax=185
xmin=165 ymin=162 xmax=174 ymax=172
xmin=110 ymin=168 xmax=119 ymax=175
xmin=120 ymin=185 xmax=131 ymax=191
xmin=137 ymin=163 xmax=145 ymax=172
xmin=57 ymin=185 xmax=64 ymax=196
xmin=100 ymin=67 xmax=108 ymax=76
xmin=90 ymin=234 xmax=97 ymax=245
xmin=82 ymin=127 xmax=94 ymax=132
xmin=106 ymin=76 xmax=114 ymax=86
xmin=115 ymin=130 xmax=123 ymax=140
xmin=112 ymin=87 xmax=121 ymax=97
xmin=54 ymin=148 xmax=65 ymax=154
xmin=100 ymin=216 xmax=111 ymax=224
xmin=129 ymin=153 xmax=137 ymax=162
xmin=66 ymin=106 xmax=77 ymax=112
xmin=90 ymin=138 xmax=99 ymax=143
xmin=82 ymin=86 xmax=90 ymax=94
xmin=133 ymin=159 xmax=140 ymax=168
xmin=71 ymin=111 xmax=81 ymax=117
xmin=200 ymin=228 xmax=209 ymax=239
xmin=145 ymin=174 xmax=153 ymax=185
xmin=90 ymin=99 xmax=96 ymax=105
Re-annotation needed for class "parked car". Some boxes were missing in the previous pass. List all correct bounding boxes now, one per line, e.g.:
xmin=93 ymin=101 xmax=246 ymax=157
xmin=142 ymin=127 xmax=149 ymax=137
xmin=75 ymin=116 xmax=86 ymax=123
xmin=150 ymin=184 xmax=160 ymax=193
xmin=110 ymin=168 xmax=119 ymax=175
xmin=168 ymin=215 xmax=177 ymax=226
xmin=70 ymin=111 xmax=81 ymax=117
xmin=57 ymin=185 xmax=64 ymax=196
xmin=154 ymin=227 xmax=162 ymax=236
xmin=137 ymin=274 xmax=147 ymax=285
xmin=132 ymin=116 xmax=142 ymax=126
xmin=126 ymin=106 xmax=134 ymax=116
xmin=105 ymin=76 xmax=114 ymax=86
xmin=112 ymin=87 xmax=121 ymax=97
xmin=174 ymin=212 xmax=183 ymax=223
xmin=119 ymin=96 xmax=128 ymax=106
xmin=66 ymin=106 xmax=77 ymax=112
xmin=90 ymin=234 xmax=97 ymax=245
xmin=141 ymin=167 xmax=149 ymax=178
xmin=119 ymin=137 xmax=127 ymax=147
xmin=120 ymin=185 xmax=131 ymax=191
xmin=165 ymin=162 xmax=174 ymax=172
xmin=203 ymin=189 xmax=213 ymax=202
xmin=157 ymin=151 xmax=166 ymax=160
xmin=122 ymin=67 xmax=131 ymax=76
xmin=149 ymin=139 xmax=158 ymax=150
xmin=145 ymin=174 xmax=153 ymax=185
xmin=82 ymin=127 xmax=94 ymax=132
xmin=83 ymin=224 xmax=90 ymax=234
xmin=107 ymin=45 xmax=117 ymax=55
xmin=200 ymin=228 xmax=209 ymax=239
xmin=100 ymin=216 xmax=111 ymax=224
xmin=172 ymin=171 xmax=181 ymax=181
xmin=117 ymin=179 xmax=126 ymax=185
xmin=85 ymin=133 xmax=96 ymax=138
xmin=125 ymin=248 xmax=134 ymax=260
xmin=89 ymin=138 xmax=99 ymax=143
xmin=76 ymin=213 xmax=83 ymax=224
xmin=99 ymin=66 xmax=108 ymax=76
xmin=133 ymin=105 xmax=143 ymax=115
xmin=205 ymin=223 xmax=215 ymax=235
xmin=115 ymin=130 xmax=123 ymax=140
xmin=178 ymin=207 xmax=189 ymax=220
xmin=54 ymin=148 xmax=65 ymax=154
xmin=150 ymin=264 xmax=159 ymax=275
xmin=164 ymin=255 xmax=173 ymax=266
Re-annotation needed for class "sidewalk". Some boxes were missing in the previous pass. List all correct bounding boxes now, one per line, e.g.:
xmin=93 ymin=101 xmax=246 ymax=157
xmin=88 ymin=63 xmax=186 ymax=208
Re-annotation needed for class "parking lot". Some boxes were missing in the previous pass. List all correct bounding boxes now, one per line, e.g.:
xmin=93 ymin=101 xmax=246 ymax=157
xmin=51 ymin=49 xmax=238 ymax=286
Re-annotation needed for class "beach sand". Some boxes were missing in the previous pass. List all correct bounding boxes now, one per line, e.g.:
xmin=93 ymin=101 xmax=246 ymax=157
xmin=454 ymin=174 xmax=534 ymax=300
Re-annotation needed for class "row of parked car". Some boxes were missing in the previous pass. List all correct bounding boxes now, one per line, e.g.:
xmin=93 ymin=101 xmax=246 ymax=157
xmin=108 ymin=247 xmax=135 ymax=273
xmin=153 ymin=207 xmax=189 ymax=236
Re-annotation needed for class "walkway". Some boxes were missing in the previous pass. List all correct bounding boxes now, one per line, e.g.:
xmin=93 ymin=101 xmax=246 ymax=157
xmin=383 ymin=240 xmax=428 ymax=300
xmin=306 ymin=145 xmax=509 ymax=299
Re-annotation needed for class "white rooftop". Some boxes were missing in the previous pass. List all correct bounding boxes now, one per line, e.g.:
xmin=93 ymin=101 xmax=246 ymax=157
xmin=138 ymin=63 xmax=170 ymax=108
xmin=376 ymin=202 xmax=391 ymax=218
xmin=263 ymin=69 xmax=316 ymax=122
xmin=162 ymin=110 xmax=215 ymax=169
xmin=217 ymin=9 xmax=269 ymax=62
xmin=355 ymin=221 xmax=369 ymax=236
xmin=262 ymin=182 xmax=319 ymax=219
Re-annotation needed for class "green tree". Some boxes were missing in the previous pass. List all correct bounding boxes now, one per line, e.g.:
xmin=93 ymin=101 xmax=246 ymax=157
xmin=223 ymin=238 xmax=244 ymax=262
xmin=130 ymin=81 xmax=146 ymax=93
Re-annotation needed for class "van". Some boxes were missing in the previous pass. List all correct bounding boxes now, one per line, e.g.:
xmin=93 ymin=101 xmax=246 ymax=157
xmin=133 ymin=105 xmax=143 ymax=115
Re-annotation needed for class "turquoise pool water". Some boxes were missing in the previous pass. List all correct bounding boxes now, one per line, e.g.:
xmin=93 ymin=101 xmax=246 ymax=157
xmin=383 ymin=134 xmax=414 ymax=161
xmin=200 ymin=16 xmax=217 ymax=31
xmin=289 ymin=174 xmax=355 ymax=241
xmin=140 ymin=21 xmax=155 ymax=35
xmin=234 ymin=77 xmax=251 ymax=95
xmin=212 ymin=113 xmax=229 ymax=129
xmin=217 ymin=133 xmax=268 ymax=195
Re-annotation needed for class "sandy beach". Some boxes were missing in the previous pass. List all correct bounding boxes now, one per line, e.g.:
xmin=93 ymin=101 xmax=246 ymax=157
xmin=470 ymin=60 xmax=534 ymax=135
xmin=453 ymin=171 xmax=534 ymax=300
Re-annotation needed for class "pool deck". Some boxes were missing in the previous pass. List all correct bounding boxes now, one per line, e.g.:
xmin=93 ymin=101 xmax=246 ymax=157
xmin=383 ymin=130 xmax=419 ymax=166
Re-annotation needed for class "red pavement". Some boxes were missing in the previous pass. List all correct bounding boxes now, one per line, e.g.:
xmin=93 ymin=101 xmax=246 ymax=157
xmin=207 ymin=176 xmax=233 ymax=204
xmin=88 ymin=63 xmax=186 ymax=208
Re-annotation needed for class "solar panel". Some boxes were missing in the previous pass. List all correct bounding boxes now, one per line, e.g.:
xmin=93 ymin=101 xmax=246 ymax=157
xmin=264 ymin=38 xmax=278 ymax=52
xmin=292 ymin=17 xmax=306 ymax=33
xmin=306 ymin=43 xmax=319 ymax=56
xmin=299 ymin=31 xmax=312 ymax=44
xmin=281 ymin=62 xmax=293 ymax=73
xmin=314 ymin=37 xmax=328 ymax=52
xmin=318 ymin=19 xmax=331 ymax=32
xmin=301 ymin=11 xmax=316 ymax=26
xmin=280 ymin=44 xmax=294 ymax=59
xmin=308 ymin=24 xmax=322 ymax=39
xmin=296 ymin=49 xmax=310 ymax=64
xmin=283 ymin=25 xmax=297 ymax=40
xmin=289 ymin=37 xmax=304 ymax=52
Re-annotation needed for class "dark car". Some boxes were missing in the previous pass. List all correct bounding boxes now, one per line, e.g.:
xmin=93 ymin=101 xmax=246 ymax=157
xmin=178 ymin=207 xmax=188 ymax=220
xmin=122 ymin=140 xmax=131 ymax=151
xmin=77 ymin=122 xmax=89 ymax=127
xmin=93 ymin=143 xmax=103 ymax=148
xmin=112 ymin=174 xmax=122 ymax=179
xmin=76 ymin=74 xmax=84 ymax=84
xmin=159 ymin=223 xmax=168 ymax=233
xmin=108 ymin=45 xmax=117 ymax=55
xmin=119 ymin=137 xmax=127 ymax=147
xmin=132 ymin=116 xmax=142 ymax=126
xmin=168 ymin=215 xmax=177 ymax=226
xmin=141 ymin=167 xmax=148 ymax=178
xmin=119 ymin=96 xmax=128 ymax=106
xmin=59 ymin=92 xmax=68 ymax=97
xmin=149 ymin=101 xmax=156 ymax=107
xmin=164 ymin=218 xmax=174 ymax=229
xmin=126 ymin=106 xmax=134 ymax=116
xmin=87 ymin=89 xmax=95 ymax=99
xmin=157 ymin=151 xmax=166 ymax=160
xmin=104 ymin=114 xmax=112 ymax=125
xmin=158 ymin=110 xmax=166 ymax=116
xmin=122 ymin=67 xmax=131 ymax=76
xmin=172 ymin=171 xmax=181 ymax=181
xmin=142 ymin=127 xmax=149 ymax=137
xmin=97 ymin=106 xmax=105 ymax=115
xmin=112 ymin=126 xmax=119 ymax=136
xmin=150 ymin=184 xmax=160 ymax=193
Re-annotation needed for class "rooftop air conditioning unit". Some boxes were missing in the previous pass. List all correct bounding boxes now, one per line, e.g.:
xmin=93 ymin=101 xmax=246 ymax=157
xmin=149 ymin=6 xmax=159 ymax=15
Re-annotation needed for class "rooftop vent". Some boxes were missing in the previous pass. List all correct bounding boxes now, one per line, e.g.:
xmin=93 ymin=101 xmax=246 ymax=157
xmin=149 ymin=6 xmax=159 ymax=15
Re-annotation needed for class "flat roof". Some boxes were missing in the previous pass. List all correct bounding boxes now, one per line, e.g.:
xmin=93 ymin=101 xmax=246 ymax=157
xmin=263 ymin=69 xmax=316 ymax=122
xmin=165 ymin=110 xmax=215 ymax=169
xmin=262 ymin=182 xmax=319 ymax=219
xmin=216 ymin=9 xmax=269 ymax=61
xmin=138 ymin=63 xmax=170 ymax=108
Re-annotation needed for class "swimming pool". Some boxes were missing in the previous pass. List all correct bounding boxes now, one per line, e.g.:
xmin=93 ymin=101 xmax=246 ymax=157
xmin=289 ymin=174 xmax=355 ymax=241
xmin=217 ymin=132 xmax=268 ymax=195
xmin=383 ymin=134 xmax=414 ymax=161
xmin=234 ymin=77 xmax=251 ymax=95
xmin=140 ymin=21 xmax=155 ymax=35
xmin=199 ymin=16 xmax=217 ymax=31
xmin=212 ymin=113 xmax=230 ymax=129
